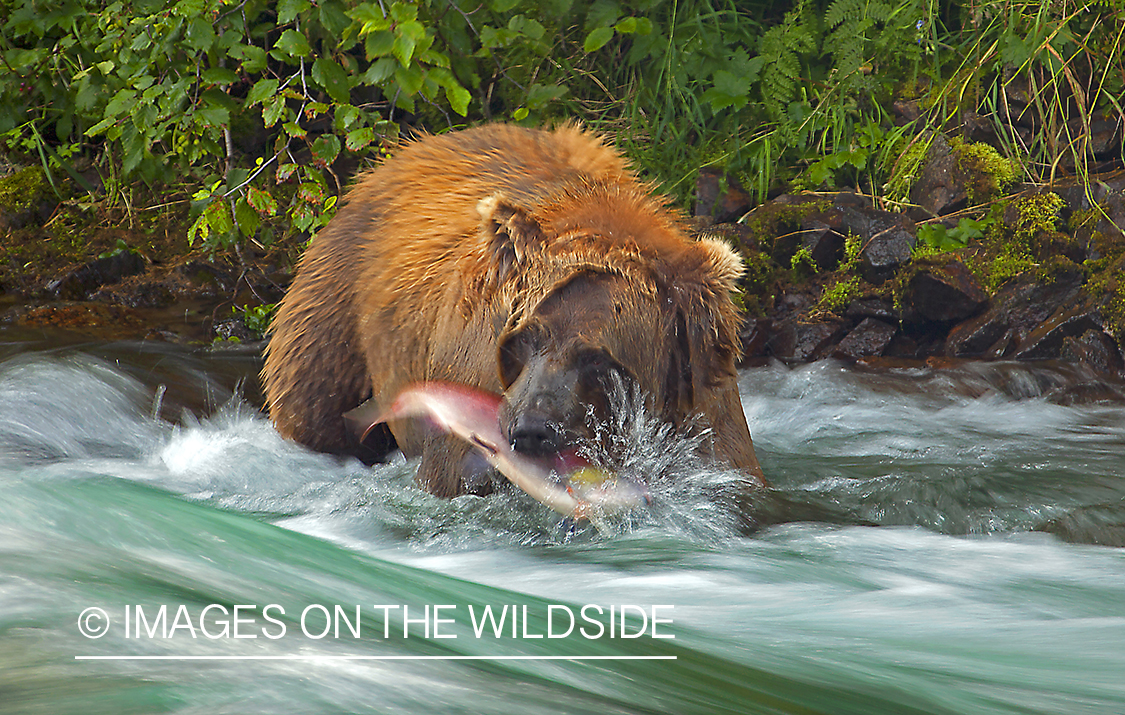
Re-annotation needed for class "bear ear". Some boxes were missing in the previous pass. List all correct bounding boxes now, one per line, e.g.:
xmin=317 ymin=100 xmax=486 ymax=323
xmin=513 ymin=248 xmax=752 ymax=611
xmin=695 ymin=236 xmax=745 ymax=294
xmin=477 ymin=193 xmax=545 ymax=283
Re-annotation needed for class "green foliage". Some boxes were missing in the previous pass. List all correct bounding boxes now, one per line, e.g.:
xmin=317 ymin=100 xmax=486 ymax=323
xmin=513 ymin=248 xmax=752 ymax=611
xmin=790 ymin=246 xmax=819 ymax=277
xmin=916 ymin=217 xmax=989 ymax=254
xmin=1 ymin=0 xmax=1119 ymax=248
xmin=235 ymin=302 xmax=277 ymax=339
xmin=97 ymin=238 xmax=139 ymax=259
xmin=816 ymin=275 xmax=863 ymax=314
xmin=936 ymin=0 xmax=1124 ymax=186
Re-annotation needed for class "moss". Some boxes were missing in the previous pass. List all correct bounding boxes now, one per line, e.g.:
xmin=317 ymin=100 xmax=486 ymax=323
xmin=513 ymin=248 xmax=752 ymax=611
xmin=741 ymin=249 xmax=776 ymax=291
xmin=790 ymin=246 xmax=819 ymax=277
xmin=841 ymin=232 xmax=863 ymax=270
xmin=0 ymin=166 xmax=48 ymax=214
xmin=739 ymin=198 xmax=831 ymax=263
xmin=986 ymin=250 xmax=1038 ymax=291
xmin=815 ymin=275 xmax=863 ymax=315
xmin=950 ymin=138 xmax=1020 ymax=204
xmin=1087 ymin=255 xmax=1125 ymax=340
xmin=1068 ymin=206 xmax=1101 ymax=234
xmin=1013 ymin=192 xmax=1065 ymax=239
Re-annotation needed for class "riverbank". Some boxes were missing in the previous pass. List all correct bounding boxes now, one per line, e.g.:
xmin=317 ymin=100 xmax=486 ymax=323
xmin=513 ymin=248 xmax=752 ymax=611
xmin=2 ymin=147 xmax=1124 ymax=391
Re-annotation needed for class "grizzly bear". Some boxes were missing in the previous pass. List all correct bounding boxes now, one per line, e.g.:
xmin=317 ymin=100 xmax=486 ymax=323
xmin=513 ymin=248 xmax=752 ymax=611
xmin=261 ymin=124 xmax=764 ymax=497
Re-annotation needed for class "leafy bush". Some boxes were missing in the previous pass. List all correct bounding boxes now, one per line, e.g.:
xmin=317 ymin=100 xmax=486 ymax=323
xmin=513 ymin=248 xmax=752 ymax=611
xmin=1 ymin=0 xmax=1121 ymax=255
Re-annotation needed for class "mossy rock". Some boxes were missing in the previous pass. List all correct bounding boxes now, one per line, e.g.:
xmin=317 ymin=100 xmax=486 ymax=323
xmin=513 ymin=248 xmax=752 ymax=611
xmin=739 ymin=196 xmax=831 ymax=263
xmin=0 ymin=166 xmax=54 ymax=230
xmin=950 ymin=137 xmax=1020 ymax=205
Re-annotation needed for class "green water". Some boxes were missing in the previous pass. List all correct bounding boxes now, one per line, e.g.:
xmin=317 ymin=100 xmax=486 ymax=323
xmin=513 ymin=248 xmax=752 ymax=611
xmin=1 ymin=344 xmax=1123 ymax=714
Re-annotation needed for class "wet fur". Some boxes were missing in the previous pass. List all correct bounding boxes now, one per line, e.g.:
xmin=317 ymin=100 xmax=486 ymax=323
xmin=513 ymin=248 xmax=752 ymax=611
xmin=262 ymin=124 xmax=763 ymax=496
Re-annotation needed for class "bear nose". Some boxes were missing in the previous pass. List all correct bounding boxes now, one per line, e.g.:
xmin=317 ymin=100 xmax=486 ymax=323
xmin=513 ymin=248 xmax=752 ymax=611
xmin=508 ymin=412 xmax=562 ymax=456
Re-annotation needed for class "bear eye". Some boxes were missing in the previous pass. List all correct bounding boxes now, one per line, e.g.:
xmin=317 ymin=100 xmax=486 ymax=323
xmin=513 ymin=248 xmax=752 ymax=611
xmin=498 ymin=330 xmax=538 ymax=387
xmin=578 ymin=349 xmax=613 ymax=374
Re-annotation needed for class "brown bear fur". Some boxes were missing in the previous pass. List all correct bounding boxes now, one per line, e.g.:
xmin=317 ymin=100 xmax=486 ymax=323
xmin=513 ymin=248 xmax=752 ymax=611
xmin=262 ymin=124 xmax=764 ymax=497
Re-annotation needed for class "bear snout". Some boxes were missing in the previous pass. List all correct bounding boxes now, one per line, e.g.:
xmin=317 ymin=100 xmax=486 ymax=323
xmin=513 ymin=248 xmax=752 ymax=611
xmin=506 ymin=410 xmax=564 ymax=457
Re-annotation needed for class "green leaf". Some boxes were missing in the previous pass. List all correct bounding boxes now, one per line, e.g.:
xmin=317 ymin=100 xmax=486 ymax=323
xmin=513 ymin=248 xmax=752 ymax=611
xmin=702 ymin=70 xmax=751 ymax=111
xmin=389 ymin=2 xmax=417 ymax=22
xmin=313 ymin=57 xmax=351 ymax=104
xmin=247 ymin=186 xmax=279 ymax=216
xmin=263 ymin=96 xmax=287 ymax=127
xmin=235 ymin=196 xmax=261 ymax=237
xmin=365 ymin=30 xmax=395 ymax=57
xmin=614 ymin=17 xmax=636 ymax=33
xmin=489 ymin=0 xmax=520 ymax=10
xmin=509 ymin=15 xmax=545 ymax=40
xmin=363 ymin=58 xmax=396 ymax=84
xmin=105 ymin=89 xmax=138 ymax=118
xmin=205 ymin=198 xmax=234 ymax=236
xmin=282 ymin=121 xmax=307 ymax=138
xmin=122 ymin=126 xmax=148 ymax=175
xmin=276 ymin=163 xmax=298 ymax=181
xmin=231 ymin=44 xmax=268 ymax=73
xmin=196 ymin=105 xmax=230 ymax=127
xmin=247 ymin=78 xmax=279 ymax=106
xmin=446 ymin=84 xmax=471 ymax=116
xmin=185 ymin=17 xmax=216 ymax=51
xmin=526 ymin=83 xmax=567 ymax=109
xmin=277 ymin=0 xmax=310 ymax=25
xmin=297 ymin=181 xmax=326 ymax=204
xmin=583 ymin=26 xmax=614 ymax=53
xmin=393 ymin=31 xmax=416 ymax=67
xmin=173 ymin=0 xmax=204 ymax=18
xmin=345 ymin=126 xmax=375 ymax=151
xmin=319 ymin=2 xmax=352 ymax=36
xmin=394 ymin=64 xmax=424 ymax=95
xmin=349 ymin=3 xmax=391 ymax=31
xmin=275 ymin=29 xmax=312 ymax=58
xmin=202 ymin=68 xmax=239 ymax=85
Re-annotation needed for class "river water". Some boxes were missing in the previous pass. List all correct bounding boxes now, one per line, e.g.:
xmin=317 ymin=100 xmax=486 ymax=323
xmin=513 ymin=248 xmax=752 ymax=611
xmin=2 ymin=333 xmax=1124 ymax=714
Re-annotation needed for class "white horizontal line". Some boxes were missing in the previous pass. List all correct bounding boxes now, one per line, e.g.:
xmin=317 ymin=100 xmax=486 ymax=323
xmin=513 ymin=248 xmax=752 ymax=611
xmin=75 ymin=655 xmax=676 ymax=661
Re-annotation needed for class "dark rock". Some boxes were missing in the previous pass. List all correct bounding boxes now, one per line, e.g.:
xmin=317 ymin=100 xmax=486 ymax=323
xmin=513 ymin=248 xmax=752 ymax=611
xmin=46 ymin=251 xmax=147 ymax=300
xmin=12 ymin=303 xmax=146 ymax=337
xmin=845 ymin=297 xmax=898 ymax=323
xmin=1060 ymin=329 xmax=1125 ymax=375
xmin=772 ymin=291 xmax=813 ymax=322
xmin=768 ymin=320 xmax=846 ymax=361
xmin=213 ymin=316 xmax=255 ymax=342
xmin=909 ymin=134 xmax=968 ymax=219
xmin=1039 ymin=504 xmax=1125 ymax=547
xmin=946 ymin=276 xmax=1083 ymax=358
xmin=1015 ymin=296 xmax=1110 ymax=360
xmin=791 ymin=197 xmax=916 ymax=282
xmin=962 ymin=110 xmax=999 ymax=146
xmin=833 ymin=318 xmax=897 ymax=360
xmin=857 ymin=218 xmax=916 ymax=284
xmin=908 ymin=261 xmax=988 ymax=322
xmin=90 ymin=278 xmax=177 ymax=308
xmin=798 ymin=220 xmax=846 ymax=271
xmin=175 ymin=261 xmax=238 ymax=295
xmin=695 ymin=168 xmax=752 ymax=223
xmin=738 ymin=317 xmax=773 ymax=361
xmin=892 ymin=99 xmax=921 ymax=124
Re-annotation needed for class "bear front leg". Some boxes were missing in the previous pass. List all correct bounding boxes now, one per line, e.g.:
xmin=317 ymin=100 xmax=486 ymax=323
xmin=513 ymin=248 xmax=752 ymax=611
xmin=415 ymin=434 xmax=498 ymax=497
